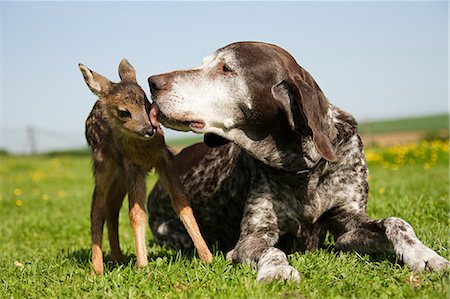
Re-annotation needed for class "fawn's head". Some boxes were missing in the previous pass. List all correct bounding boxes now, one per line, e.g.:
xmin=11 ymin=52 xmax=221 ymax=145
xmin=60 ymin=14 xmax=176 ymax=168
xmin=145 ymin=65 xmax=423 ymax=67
xmin=79 ymin=59 xmax=155 ymax=139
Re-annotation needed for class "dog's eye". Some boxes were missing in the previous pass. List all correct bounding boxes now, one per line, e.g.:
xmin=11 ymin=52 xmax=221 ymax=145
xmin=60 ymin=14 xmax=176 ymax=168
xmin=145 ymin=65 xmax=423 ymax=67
xmin=222 ymin=64 xmax=233 ymax=73
xmin=118 ymin=109 xmax=131 ymax=118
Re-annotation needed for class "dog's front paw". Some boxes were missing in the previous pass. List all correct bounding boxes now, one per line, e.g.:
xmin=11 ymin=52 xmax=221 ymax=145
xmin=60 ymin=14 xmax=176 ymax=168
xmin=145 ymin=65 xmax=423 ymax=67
xmin=424 ymin=255 xmax=450 ymax=272
xmin=402 ymin=245 xmax=450 ymax=272
xmin=257 ymin=265 xmax=300 ymax=283
xmin=226 ymin=249 xmax=235 ymax=262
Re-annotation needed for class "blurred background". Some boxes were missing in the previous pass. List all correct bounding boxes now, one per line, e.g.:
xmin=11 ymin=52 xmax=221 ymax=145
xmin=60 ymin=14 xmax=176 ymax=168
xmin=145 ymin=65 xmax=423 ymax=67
xmin=1 ymin=1 xmax=448 ymax=154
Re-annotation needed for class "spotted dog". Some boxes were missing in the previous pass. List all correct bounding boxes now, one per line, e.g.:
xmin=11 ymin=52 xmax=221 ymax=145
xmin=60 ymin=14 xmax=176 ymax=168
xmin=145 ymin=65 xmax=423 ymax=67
xmin=147 ymin=42 xmax=449 ymax=282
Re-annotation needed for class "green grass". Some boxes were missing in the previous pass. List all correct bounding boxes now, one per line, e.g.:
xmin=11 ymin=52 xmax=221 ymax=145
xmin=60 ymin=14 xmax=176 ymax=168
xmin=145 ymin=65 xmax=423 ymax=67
xmin=0 ymin=141 xmax=449 ymax=298
xmin=166 ymin=135 xmax=203 ymax=148
xmin=358 ymin=113 xmax=449 ymax=134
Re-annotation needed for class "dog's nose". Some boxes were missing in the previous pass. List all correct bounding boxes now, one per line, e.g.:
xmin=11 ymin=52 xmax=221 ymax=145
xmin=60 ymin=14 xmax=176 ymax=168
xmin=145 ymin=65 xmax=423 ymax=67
xmin=148 ymin=75 xmax=171 ymax=95
xmin=148 ymin=76 xmax=159 ymax=94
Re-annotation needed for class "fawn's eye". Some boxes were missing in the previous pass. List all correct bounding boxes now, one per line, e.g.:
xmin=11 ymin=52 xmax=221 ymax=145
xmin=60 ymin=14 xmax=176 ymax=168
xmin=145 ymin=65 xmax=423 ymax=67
xmin=118 ymin=109 xmax=131 ymax=119
xmin=222 ymin=64 xmax=233 ymax=73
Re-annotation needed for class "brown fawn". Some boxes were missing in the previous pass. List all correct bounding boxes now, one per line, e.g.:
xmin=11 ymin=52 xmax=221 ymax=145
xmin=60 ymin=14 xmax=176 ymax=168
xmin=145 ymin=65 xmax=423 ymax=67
xmin=79 ymin=59 xmax=212 ymax=275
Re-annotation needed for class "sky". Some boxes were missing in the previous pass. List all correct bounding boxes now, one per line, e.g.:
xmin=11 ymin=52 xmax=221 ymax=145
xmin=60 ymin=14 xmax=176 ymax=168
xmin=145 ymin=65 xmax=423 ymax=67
xmin=0 ymin=1 xmax=448 ymax=153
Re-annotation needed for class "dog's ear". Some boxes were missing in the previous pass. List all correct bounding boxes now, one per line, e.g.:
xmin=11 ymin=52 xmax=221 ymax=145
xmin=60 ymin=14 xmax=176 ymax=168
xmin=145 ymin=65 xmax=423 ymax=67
xmin=79 ymin=63 xmax=113 ymax=97
xmin=118 ymin=58 xmax=137 ymax=82
xmin=204 ymin=133 xmax=230 ymax=148
xmin=272 ymin=68 xmax=338 ymax=162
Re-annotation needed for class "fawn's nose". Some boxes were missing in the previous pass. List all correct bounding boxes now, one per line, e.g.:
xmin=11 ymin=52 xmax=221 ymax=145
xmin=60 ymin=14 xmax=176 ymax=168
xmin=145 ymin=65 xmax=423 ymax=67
xmin=148 ymin=74 xmax=173 ymax=95
xmin=143 ymin=127 xmax=155 ymax=138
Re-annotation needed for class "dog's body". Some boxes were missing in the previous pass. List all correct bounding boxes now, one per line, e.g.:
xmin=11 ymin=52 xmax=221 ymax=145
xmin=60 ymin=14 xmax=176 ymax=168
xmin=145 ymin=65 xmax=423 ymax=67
xmin=79 ymin=60 xmax=211 ymax=275
xmin=147 ymin=42 xmax=449 ymax=281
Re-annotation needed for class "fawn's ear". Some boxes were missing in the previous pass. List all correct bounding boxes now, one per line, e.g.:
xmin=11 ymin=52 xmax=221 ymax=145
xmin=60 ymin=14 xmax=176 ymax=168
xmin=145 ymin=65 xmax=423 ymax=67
xmin=118 ymin=59 xmax=137 ymax=82
xmin=79 ymin=63 xmax=113 ymax=97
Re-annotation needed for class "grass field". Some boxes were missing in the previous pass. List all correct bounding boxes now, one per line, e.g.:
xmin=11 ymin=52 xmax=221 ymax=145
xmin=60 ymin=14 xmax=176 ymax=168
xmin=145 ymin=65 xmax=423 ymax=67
xmin=1 ymin=139 xmax=449 ymax=298
xmin=357 ymin=114 xmax=449 ymax=147
xmin=358 ymin=114 xmax=449 ymax=134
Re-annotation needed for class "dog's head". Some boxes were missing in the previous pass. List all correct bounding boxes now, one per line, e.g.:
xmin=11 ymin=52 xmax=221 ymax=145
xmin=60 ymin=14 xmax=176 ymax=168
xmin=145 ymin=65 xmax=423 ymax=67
xmin=149 ymin=42 xmax=337 ymax=163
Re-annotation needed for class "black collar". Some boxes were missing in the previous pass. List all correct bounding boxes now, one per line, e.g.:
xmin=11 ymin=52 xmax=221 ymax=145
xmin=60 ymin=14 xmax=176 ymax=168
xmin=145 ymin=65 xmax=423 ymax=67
xmin=264 ymin=158 xmax=326 ymax=185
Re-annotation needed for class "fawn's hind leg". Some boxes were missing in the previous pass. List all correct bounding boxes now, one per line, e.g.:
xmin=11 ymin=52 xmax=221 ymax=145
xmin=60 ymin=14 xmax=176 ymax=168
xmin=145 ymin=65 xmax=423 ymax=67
xmin=91 ymin=186 xmax=106 ymax=275
xmin=91 ymin=160 xmax=118 ymax=275
xmin=105 ymin=175 xmax=126 ymax=263
xmin=126 ymin=167 xmax=149 ymax=269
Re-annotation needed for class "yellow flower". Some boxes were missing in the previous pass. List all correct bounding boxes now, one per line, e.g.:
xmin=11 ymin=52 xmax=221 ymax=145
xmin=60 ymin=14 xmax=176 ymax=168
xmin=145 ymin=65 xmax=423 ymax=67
xmin=365 ymin=150 xmax=383 ymax=163
xmin=430 ymin=153 xmax=438 ymax=163
xmin=31 ymin=170 xmax=44 ymax=182
xmin=57 ymin=191 xmax=66 ymax=198
xmin=378 ymin=188 xmax=385 ymax=194
xmin=14 ymin=188 xmax=22 ymax=196
xmin=42 ymin=194 xmax=49 ymax=201
xmin=391 ymin=165 xmax=398 ymax=171
xmin=423 ymin=163 xmax=430 ymax=170
xmin=394 ymin=157 xmax=404 ymax=165
xmin=15 ymin=199 xmax=23 ymax=207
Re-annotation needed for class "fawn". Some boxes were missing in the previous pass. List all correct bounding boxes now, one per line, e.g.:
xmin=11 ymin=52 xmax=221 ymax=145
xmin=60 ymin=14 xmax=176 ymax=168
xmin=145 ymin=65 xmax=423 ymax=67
xmin=79 ymin=59 xmax=212 ymax=275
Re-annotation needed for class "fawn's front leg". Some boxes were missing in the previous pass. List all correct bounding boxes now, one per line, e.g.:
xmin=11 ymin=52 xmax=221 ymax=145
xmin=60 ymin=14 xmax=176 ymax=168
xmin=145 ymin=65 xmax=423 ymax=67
xmin=158 ymin=160 xmax=213 ymax=263
xmin=127 ymin=166 xmax=149 ymax=269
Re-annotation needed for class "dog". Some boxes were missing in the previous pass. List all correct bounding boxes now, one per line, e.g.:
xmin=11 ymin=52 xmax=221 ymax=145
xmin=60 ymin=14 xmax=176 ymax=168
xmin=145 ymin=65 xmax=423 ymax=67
xmin=146 ymin=42 xmax=449 ymax=282
xmin=79 ymin=59 xmax=211 ymax=275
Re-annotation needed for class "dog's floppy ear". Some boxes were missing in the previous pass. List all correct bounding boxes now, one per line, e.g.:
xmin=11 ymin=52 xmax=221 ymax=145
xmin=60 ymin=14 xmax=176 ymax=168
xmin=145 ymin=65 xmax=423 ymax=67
xmin=79 ymin=63 xmax=113 ymax=97
xmin=118 ymin=58 xmax=137 ymax=82
xmin=272 ymin=68 xmax=338 ymax=162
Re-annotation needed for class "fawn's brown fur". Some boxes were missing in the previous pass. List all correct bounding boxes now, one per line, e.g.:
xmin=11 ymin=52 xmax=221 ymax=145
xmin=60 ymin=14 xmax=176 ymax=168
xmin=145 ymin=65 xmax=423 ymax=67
xmin=79 ymin=59 xmax=212 ymax=275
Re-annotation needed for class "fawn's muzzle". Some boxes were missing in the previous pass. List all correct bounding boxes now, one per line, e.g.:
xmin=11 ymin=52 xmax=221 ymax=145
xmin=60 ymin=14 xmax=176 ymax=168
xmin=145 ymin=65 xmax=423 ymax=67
xmin=143 ymin=127 xmax=155 ymax=138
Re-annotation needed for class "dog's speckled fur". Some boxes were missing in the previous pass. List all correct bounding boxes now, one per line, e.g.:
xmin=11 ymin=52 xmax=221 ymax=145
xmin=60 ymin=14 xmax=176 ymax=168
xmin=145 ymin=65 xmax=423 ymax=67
xmin=147 ymin=42 xmax=449 ymax=281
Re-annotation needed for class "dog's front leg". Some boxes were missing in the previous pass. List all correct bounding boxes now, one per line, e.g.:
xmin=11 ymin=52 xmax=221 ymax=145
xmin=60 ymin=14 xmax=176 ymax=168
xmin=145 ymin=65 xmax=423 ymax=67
xmin=335 ymin=216 xmax=450 ymax=271
xmin=226 ymin=177 xmax=300 ymax=283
